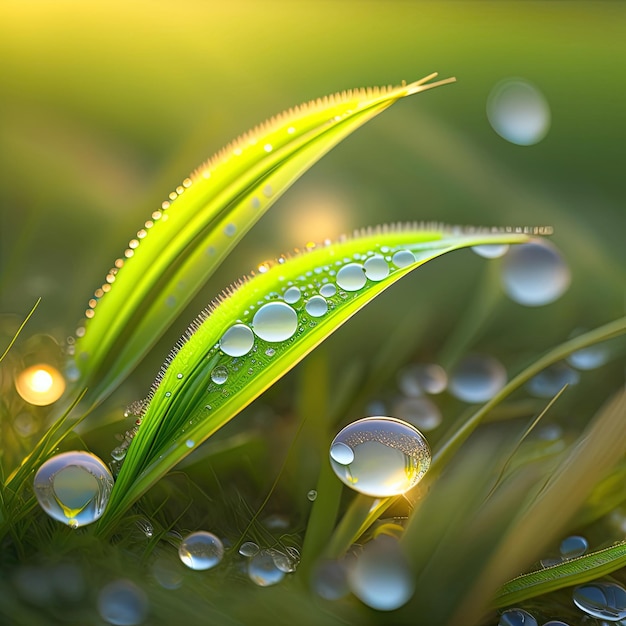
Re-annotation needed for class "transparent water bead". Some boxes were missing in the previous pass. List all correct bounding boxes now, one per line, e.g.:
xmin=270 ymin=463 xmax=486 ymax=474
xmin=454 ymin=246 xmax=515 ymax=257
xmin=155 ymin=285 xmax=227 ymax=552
xmin=283 ymin=286 xmax=301 ymax=304
xmin=348 ymin=535 xmax=414 ymax=611
xmin=398 ymin=363 xmax=448 ymax=396
xmin=498 ymin=608 xmax=538 ymax=626
xmin=252 ymin=301 xmax=298 ymax=342
xmin=178 ymin=531 xmax=224 ymax=570
xmin=472 ymin=244 xmax=510 ymax=259
xmin=363 ymin=254 xmax=389 ymax=281
xmin=329 ymin=417 xmax=431 ymax=497
xmin=391 ymin=249 xmax=415 ymax=268
xmin=33 ymin=451 xmax=113 ymax=528
xmin=560 ymin=535 xmax=588 ymax=559
xmin=449 ymin=354 xmax=507 ymax=403
xmin=573 ymin=582 xmax=626 ymax=620
xmin=97 ymin=579 xmax=148 ymax=626
xmin=336 ymin=263 xmax=366 ymax=291
xmin=248 ymin=550 xmax=286 ymax=586
xmin=527 ymin=363 xmax=579 ymax=398
xmin=238 ymin=541 xmax=260 ymax=557
xmin=501 ymin=241 xmax=570 ymax=306
xmin=271 ymin=549 xmax=299 ymax=573
xmin=15 ymin=363 xmax=66 ymax=406
xmin=487 ymin=79 xmax=551 ymax=146
xmin=220 ymin=323 xmax=254 ymax=357
xmin=320 ymin=283 xmax=337 ymax=297
xmin=305 ymin=295 xmax=328 ymax=317
xmin=393 ymin=397 xmax=442 ymax=431
xmin=210 ymin=365 xmax=228 ymax=385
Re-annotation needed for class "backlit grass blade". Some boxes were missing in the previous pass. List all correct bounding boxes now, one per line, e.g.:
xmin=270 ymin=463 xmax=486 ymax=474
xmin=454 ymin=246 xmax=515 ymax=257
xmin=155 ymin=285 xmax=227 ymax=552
xmin=95 ymin=224 xmax=538 ymax=535
xmin=72 ymin=74 xmax=456 ymax=408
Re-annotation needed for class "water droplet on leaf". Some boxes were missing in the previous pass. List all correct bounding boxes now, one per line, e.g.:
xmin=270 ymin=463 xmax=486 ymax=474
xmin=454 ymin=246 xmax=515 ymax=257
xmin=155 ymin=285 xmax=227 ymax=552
xmin=391 ymin=250 xmax=415 ymax=268
xmin=305 ymin=295 xmax=328 ymax=317
xmin=573 ymin=582 xmax=626 ymax=620
xmin=210 ymin=366 xmax=228 ymax=385
xmin=220 ymin=323 xmax=255 ymax=357
xmin=560 ymin=535 xmax=588 ymax=559
xmin=336 ymin=263 xmax=366 ymax=291
xmin=364 ymin=254 xmax=390 ymax=281
xmin=252 ymin=302 xmax=298 ymax=342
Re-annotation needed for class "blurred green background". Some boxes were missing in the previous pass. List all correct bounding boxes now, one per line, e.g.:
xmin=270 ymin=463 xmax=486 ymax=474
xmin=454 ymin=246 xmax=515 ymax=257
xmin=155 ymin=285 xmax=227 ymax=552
xmin=0 ymin=0 xmax=624 ymax=402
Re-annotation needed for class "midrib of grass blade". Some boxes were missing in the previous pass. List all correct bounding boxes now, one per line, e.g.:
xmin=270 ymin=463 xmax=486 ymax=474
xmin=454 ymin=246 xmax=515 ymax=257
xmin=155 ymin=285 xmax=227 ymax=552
xmin=73 ymin=74 xmax=456 ymax=409
xmin=95 ymin=227 xmax=533 ymax=536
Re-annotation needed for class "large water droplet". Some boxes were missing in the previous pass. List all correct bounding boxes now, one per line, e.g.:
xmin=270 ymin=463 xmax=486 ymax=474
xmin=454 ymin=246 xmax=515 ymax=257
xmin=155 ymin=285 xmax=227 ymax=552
xmin=527 ymin=363 xmax=580 ymax=398
xmin=329 ymin=417 xmax=430 ymax=497
xmin=560 ymin=535 xmax=588 ymax=559
xmin=97 ymin=579 xmax=148 ymax=626
xmin=472 ymin=244 xmax=510 ymax=259
xmin=252 ymin=302 xmax=298 ymax=342
xmin=393 ymin=397 xmax=442 ymax=431
xmin=283 ymin=286 xmax=301 ymax=304
xmin=210 ymin=366 xmax=228 ymax=385
xmin=219 ymin=323 xmax=254 ymax=357
xmin=498 ymin=608 xmax=538 ymax=626
xmin=391 ymin=250 xmax=415 ymax=269
xmin=15 ymin=363 xmax=66 ymax=406
xmin=364 ymin=254 xmax=390 ymax=281
xmin=33 ymin=451 xmax=113 ymax=527
xmin=398 ymin=363 xmax=448 ymax=396
xmin=348 ymin=535 xmax=414 ymax=611
xmin=449 ymin=354 xmax=507 ymax=403
xmin=178 ymin=531 xmax=224 ymax=570
xmin=305 ymin=296 xmax=328 ymax=318
xmin=336 ymin=263 xmax=366 ymax=291
xmin=573 ymin=582 xmax=626 ymax=620
xmin=248 ymin=550 xmax=286 ymax=586
xmin=487 ymin=79 xmax=551 ymax=146
xmin=501 ymin=241 xmax=570 ymax=306
xmin=239 ymin=541 xmax=260 ymax=557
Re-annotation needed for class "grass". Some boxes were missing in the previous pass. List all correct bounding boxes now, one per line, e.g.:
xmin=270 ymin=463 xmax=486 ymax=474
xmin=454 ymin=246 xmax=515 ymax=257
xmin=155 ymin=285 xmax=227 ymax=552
xmin=0 ymin=75 xmax=625 ymax=626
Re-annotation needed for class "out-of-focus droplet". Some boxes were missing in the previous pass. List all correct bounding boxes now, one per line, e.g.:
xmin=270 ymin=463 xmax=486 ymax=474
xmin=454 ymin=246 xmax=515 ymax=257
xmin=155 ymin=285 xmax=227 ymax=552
xmin=393 ymin=396 xmax=442 ymax=431
xmin=33 ymin=451 xmax=113 ymax=528
xmin=498 ymin=608 xmax=538 ymax=626
xmin=178 ymin=531 xmax=224 ymax=571
xmin=348 ymin=535 xmax=414 ymax=611
xmin=15 ymin=363 xmax=65 ymax=406
xmin=97 ymin=579 xmax=148 ymax=626
xmin=329 ymin=417 xmax=430 ymax=497
xmin=449 ymin=354 xmax=507 ymax=403
xmin=501 ymin=241 xmax=570 ymax=307
xmin=472 ymin=244 xmax=510 ymax=259
xmin=527 ymin=363 xmax=580 ymax=398
xmin=311 ymin=559 xmax=350 ymax=600
xmin=487 ymin=78 xmax=550 ymax=146
xmin=151 ymin=554 xmax=183 ymax=590
xmin=248 ymin=550 xmax=285 ymax=587
xmin=397 ymin=363 xmax=447 ymax=397
xmin=567 ymin=343 xmax=610 ymax=371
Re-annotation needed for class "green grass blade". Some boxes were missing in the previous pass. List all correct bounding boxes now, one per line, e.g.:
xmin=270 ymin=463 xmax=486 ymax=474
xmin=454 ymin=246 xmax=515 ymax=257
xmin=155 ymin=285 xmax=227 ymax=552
xmin=95 ymin=225 xmax=535 ymax=535
xmin=494 ymin=541 xmax=626 ymax=608
xmin=72 ymin=74 xmax=455 ymax=408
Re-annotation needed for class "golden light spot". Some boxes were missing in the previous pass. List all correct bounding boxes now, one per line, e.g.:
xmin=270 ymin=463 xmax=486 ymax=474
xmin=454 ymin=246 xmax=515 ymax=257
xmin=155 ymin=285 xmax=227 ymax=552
xmin=15 ymin=364 xmax=66 ymax=406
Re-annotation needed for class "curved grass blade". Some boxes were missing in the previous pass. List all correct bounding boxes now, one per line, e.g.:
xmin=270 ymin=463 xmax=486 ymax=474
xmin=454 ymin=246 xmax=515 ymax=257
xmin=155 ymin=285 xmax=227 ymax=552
xmin=494 ymin=540 xmax=626 ymax=608
xmin=95 ymin=224 xmax=538 ymax=535
xmin=72 ymin=74 xmax=456 ymax=408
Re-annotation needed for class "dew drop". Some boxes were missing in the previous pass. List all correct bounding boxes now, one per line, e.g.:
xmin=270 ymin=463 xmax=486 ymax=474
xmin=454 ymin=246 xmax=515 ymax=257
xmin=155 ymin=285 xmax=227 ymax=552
xmin=248 ymin=550 xmax=286 ymax=587
xmin=567 ymin=343 xmax=610 ymax=371
xmin=393 ymin=397 xmax=442 ymax=431
xmin=336 ymin=263 xmax=366 ymax=291
xmin=97 ymin=579 xmax=148 ymax=626
xmin=210 ymin=366 xmax=228 ymax=385
xmin=178 ymin=531 xmax=224 ymax=570
xmin=219 ymin=323 xmax=255 ymax=357
xmin=238 ymin=541 xmax=259 ymax=557
xmin=398 ymin=363 xmax=448 ymax=396
xmin=449 ymin=354 xmax=507 ymax=403
xmin=391 ymin=250 xmax=415 ymax=268
xmin=573 ymin=582 xmax=626 ymax=620
xmin=364 ymin=254 xmax=390 ymax=281
xmin=487 ymin=78 xmax=551 ymax=146
xmin=252 ymin=302 xmax=298 ymax=342
xmin=527 ymin=363 xmax=579 ymax=398
xmin=319 ymin=283 xmax=336 ymax=297
xmin=33 ymin=451 xmax=114 ymax=527
xmin=111 ymin=447 xmax=127 ymax=461
xmin=329 ymin=417 xmax=430 ymax=497
xmin=14 ymin=363 xmax=66 ymax=406
xmin=472 ymin=244 xmax=510 ymax=259
xmin=311 ymin=560 xmax=350 ymax=600
xmin=560 ymin=535 xmax=588 ymax=559
xmin=348 ymin=535 xmax=414 ymax=611
xmin=497 ymin=608 xmax=538 ymax=626
xmin=283 ymin=286 xmax=301 ymax=304
xmin=185 ymin=439 xmax=194 ymax=448
xmin=501 ymin=241 xmax=570 ymax=306
xmin=264 ymin=347 xmax=275 ymax=357
xmin=271 ymin=549 xmax=298 ymax=573
xmin=330 ymin=441 xmax=354 ymax=465
xmin=307 ymin=489 xmax=317 ymax=502
xmin=305 ymin=295 xmax=328 ymax=318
